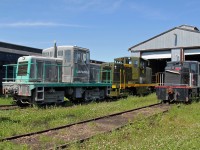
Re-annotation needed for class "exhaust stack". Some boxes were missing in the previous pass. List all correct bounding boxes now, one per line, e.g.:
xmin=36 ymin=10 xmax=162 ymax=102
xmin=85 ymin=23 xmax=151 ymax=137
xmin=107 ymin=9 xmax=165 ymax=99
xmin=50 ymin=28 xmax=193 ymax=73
xmin=54 ymin=41 xmax=57 ymax=58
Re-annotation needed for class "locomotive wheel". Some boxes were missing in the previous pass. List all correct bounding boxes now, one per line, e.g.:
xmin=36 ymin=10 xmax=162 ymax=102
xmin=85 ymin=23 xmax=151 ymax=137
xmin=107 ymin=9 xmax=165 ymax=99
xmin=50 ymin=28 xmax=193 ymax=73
xmin=16 ymin=100 xmax=30 ymax=107
xmin=70 ymin=98 xmax=82 ymax=104
xmin=13 ymin=95 xmax=30 ymax=107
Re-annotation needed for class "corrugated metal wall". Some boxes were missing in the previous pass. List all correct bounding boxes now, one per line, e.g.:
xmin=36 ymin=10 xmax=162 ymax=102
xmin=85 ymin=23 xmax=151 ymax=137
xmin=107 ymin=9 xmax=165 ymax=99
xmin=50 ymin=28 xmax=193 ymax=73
xmin=130 ymin=28 xmax=200 ymax=51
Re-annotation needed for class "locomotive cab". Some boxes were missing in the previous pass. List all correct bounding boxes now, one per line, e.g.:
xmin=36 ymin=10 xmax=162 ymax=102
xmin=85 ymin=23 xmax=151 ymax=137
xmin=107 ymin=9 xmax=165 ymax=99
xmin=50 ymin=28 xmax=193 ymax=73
xmin=113 ymin=57 xmax=152 ymax=85
xmin=165 ymin=61 xmax=199 ymax=86
xmin=43 ymin=46 xmax=90 ymax=83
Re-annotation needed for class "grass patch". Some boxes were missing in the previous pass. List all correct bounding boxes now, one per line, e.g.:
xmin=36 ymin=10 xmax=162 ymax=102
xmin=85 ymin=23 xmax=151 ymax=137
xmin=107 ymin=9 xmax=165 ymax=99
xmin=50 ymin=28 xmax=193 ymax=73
xmin=0 ymin=94 xmax=158 ymax=148
xmin=0 ymin=97 xmax=13 ymax=105
xmin=69 ymin=102 xmax=200 ymax=150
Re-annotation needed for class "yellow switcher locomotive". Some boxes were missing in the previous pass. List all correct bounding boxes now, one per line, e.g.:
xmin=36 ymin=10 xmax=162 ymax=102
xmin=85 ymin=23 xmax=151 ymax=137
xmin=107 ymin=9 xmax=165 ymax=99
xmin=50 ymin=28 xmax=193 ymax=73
xmin=101 ymin=57 xmax=155 ymax=97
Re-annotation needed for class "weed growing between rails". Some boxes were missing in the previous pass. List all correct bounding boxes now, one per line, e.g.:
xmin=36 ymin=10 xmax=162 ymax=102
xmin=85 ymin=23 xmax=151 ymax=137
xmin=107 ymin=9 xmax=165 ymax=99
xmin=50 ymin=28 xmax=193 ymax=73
xmin=69 ymin=103 xmax=200 ymax=150
xmin=0 ymin=94 xmax=158 ymax=148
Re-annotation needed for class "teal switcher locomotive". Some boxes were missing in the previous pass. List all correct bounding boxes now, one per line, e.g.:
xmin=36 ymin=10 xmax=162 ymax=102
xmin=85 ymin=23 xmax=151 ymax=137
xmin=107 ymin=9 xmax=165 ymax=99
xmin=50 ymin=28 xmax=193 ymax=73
xmin=2 ymin=44 xmax=111 ymax=106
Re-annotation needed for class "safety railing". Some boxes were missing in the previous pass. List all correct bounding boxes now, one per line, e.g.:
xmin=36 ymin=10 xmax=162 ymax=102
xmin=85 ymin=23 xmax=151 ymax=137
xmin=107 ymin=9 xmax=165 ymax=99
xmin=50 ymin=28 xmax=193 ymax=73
xmin=3 ymin=62 xmax=112 ymax=84
xmin=101 ymin=70 xmax=112 ymax=83
xmin=3 ymin=63 xmax=69 ymax=83
xmin=155 ymin=72 xmax=165 ymax=85
xmin=3 ymin=64 xmax=17 ymax=82
xmin=155 ymin=72 xmax=199 ymax=87
xmin=162 ymin=83 xmax=188 ymax=86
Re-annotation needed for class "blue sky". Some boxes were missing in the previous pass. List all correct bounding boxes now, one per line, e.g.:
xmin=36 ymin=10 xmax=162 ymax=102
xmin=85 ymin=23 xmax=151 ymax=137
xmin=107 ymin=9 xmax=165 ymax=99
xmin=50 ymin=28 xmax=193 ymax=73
xmin=0 ymin=0 xmax=200 ymax=61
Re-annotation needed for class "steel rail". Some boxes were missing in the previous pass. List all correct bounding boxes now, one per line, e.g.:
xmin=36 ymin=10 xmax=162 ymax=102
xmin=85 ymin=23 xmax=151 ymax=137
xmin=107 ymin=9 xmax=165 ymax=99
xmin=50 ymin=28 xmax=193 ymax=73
xmin=0 ymin=102 xmax=162 ymax=142
xmin=0 ymin=104 xmax=17 ymax=107
xmin=54 ymin=108 xmax=169 ymax=150
xmin=0 ymin=104 xmax=18 ymax=110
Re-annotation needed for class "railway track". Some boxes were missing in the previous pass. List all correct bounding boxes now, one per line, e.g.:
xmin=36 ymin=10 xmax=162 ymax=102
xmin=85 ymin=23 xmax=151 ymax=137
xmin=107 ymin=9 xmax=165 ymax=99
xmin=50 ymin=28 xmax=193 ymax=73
xmin=0 ymin=103 xmax=170 ymax=149
xmin=0 ymin=104 xmax=18 ymax=110
xmin=0 ymin=99 xmax=115 ymax=110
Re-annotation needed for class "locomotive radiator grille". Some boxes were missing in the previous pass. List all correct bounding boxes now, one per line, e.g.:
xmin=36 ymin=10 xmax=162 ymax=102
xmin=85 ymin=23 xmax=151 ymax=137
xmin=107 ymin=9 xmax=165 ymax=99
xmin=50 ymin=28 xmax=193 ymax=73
xmin=165 ymin=72 xmax=181 ymax=85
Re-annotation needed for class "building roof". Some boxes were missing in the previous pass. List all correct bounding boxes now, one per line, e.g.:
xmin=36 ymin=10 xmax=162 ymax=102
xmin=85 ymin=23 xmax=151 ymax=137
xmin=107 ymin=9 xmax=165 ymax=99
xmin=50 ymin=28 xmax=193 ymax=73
xmin=0 ymin=41 xmax=42 ymax=53
xmin=179 ymin=25 xmax=199 ymax=31
xmin=129 ymin=25 xmax=200 ymax=52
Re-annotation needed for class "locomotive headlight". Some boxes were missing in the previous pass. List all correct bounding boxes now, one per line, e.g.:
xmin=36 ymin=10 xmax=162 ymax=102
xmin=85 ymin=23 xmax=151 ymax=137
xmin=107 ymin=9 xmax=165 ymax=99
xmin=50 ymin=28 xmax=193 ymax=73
xmin=167 ymin=88 xmax=174 ymax=94
xmin=167 ymin=87 xmax=175 ymax=102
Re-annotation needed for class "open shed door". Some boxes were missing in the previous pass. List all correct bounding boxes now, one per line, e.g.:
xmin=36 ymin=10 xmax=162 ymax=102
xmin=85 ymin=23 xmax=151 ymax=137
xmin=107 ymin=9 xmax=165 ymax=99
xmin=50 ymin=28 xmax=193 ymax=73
xmin=184 ymin=49 xmax=200 ymax=55
xmin=141 ymin=51 xmax=171 ymax=59
xmin=185 ymin=49 xmax=200 ymax=61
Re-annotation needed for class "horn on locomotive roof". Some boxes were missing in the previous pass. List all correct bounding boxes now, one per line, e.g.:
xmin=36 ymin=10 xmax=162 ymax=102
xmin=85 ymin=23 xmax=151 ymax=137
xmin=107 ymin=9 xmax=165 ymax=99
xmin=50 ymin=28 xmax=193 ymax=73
xmin=54 ymin=40 xmax=57 ymax=58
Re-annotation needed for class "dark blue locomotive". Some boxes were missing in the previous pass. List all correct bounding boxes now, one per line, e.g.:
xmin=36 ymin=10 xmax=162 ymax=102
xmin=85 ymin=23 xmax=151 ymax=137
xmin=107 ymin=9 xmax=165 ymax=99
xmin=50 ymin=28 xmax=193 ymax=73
xmin=156 ymin=61 xmax=200 ymax=103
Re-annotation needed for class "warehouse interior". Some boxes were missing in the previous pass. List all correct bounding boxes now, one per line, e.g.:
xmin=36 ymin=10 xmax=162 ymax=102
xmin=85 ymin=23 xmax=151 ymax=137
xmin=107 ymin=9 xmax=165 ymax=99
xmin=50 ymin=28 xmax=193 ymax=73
xmin=148 ymin=59 xmax=170 ymax=83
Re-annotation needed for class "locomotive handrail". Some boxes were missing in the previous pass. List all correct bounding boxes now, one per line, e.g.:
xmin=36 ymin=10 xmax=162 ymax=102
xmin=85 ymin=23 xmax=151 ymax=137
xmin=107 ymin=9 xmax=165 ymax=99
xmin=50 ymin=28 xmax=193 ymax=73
xmin=3 ymin=63 xmax=36 ymax=82
xmin=158 ymin=83 xmax=189 ymax=86
xmin=3 ymin=62 xmax=70 ymax=83
xmin=3 ymin=64 xmax=17 ymax=66
xmin=155 ymin=72 xmax=165 ymax=85
xmin=100 ymin=70 xmax=112 ymax=83
xmin=3 ymin=64 xmax=17 ymax=82
xmin=3 ymin=62 xmax=112 ymax=84
xmin=41 ymin=63 xmax=70 ymax=83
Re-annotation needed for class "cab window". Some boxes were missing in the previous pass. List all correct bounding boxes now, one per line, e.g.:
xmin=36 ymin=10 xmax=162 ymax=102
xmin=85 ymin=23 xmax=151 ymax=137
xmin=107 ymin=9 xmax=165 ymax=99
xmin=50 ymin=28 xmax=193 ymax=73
xmin=134 ymin=60 xmax=138 ymax=67
xmin=190 ymin=63 xmax=197 ymax=73
xmin=58 ymin=50 xmax=63 ymax=57
xmin=65 ymin=50 xmax=71 ymax=63
xmin=18 ymin=61 xmax=28 ymax=76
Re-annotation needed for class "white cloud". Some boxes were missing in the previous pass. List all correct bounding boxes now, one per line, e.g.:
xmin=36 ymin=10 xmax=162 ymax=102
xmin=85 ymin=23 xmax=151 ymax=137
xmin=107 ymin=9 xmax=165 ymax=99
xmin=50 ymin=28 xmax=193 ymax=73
xmin=0 ymin=22 xmax=87 ymax=28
